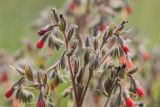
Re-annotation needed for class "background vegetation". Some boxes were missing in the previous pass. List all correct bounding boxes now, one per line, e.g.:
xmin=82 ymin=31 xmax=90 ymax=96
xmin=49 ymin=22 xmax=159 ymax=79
xmin=0 ymin=0 xmax=160 ymax=52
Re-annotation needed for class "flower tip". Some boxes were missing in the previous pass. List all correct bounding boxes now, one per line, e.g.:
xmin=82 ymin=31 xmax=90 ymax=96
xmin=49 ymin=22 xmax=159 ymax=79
xmin=37 ymin=99 xmax=45 ymax=107
xmin=142 ymin=52 xmax=150 ymax=61
xmin=37 ymin=40 xmax=44 ymax=49
xmin=136 ymin=87 xmax=144 ymax=97
xmin=5 ymin=88 xmax=14 ymax=99
xmin=125 ymin=97 xmax=133 ymax=107
xmin=121 ymin=44 xmax=130 ymax=54
xmin=125 ymin=5 xmax=132 ymax=15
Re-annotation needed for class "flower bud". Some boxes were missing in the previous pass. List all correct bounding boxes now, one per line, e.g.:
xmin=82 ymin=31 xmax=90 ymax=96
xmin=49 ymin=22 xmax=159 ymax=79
xmin=69 ymin=1 xmax=78 ymax=11
xmin=121 ymin=43 xmax=129 ymax=54
xmin=142 ymin=52 xmax=150 ymax=61
xmin=24 ymin=66 xmax=33 ymax=81
xmin=133 ymin=80 xmax=144 ymax=97
xmin=37 ymin=33 xmax=48 ymax=49
xmin=5 ymin=86 xmax=15 ymax=99
xmin=123 ymin=89 xmax=133 ymax=107
xmin=98 ymin=24 xmax=107 ymax=32
xmin=37 ymin=39 xmax=44 ymax=49
xmin=0 ymin=72 xmax=8 ymax=82
xmin=125 ymin=5 xmax=132 ymax=15
xmin=38 ymin=28 xmax=48 ymax=36
xmin=126 ymin=58 xmax=134 ymax=71
xmin=37 ymin=97 xmax=45 ymax=107
xmin=12 ymin=98 xmax=19 ymax=107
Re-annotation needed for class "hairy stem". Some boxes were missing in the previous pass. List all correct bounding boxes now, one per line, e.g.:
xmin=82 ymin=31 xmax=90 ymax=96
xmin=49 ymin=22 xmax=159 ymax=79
xmin=63 ymin=32 xmax=79 ymax=107
xmin=79 ymin=76 xmax=92 ymax=107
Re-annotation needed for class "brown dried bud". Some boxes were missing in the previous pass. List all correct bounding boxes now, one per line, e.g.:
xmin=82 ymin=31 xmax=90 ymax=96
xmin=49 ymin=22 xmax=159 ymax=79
xmin=93 ymin=37 xmax=98 ymax=51
xmin=59 ymin=55 xmax=66 ymax=69
xmin=73 ymin=58 xmax=79 ymax=75
xmin=24 ymin=66 xmax=33 ymax=81
xmin=66 ymin=40 xmax=78 ymax=56
xmin=114 ymin=20 xmax=128 ymax=36
xmin=128 ymin=65 xmax=139 ymax=75
xmin=84 ymin=49 xmax=90 ymax=66
xmin=59 ymin=14 xmax=66 ymax=32
xmin=37 ymin=70 xmax=47 ymax=84
xmin=76 ymin=68 xmax=84 ymax=84
xmin=104 ymin=78 xmax=113 ymax=95
xmin=67 ymin=24 xmax=77 ymax=41
xmin=85 ymin=37 xmax=90 ymax=47
xmin=51 ymin=8 xmax=59 ymax=24
xmin=89 ymin=57 xmax=99 ymax=77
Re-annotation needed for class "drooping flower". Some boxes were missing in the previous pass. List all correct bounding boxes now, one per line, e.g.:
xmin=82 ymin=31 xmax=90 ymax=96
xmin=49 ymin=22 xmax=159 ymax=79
xmin=0 ymin=72 xmax=8 ymax=83
xmin=133 ymin=80 xmax=144 ymax=97
xmin=98 ymin=24 xmax=107 ymax=32
xmin=12 ymin=98 xmax=19 ymax=107
xmin=121 ymin=43 xmax=129 ymax=54
xmin=69 ymin=1 xmax=78 ymax=11
xmin=123 ymin=89 xmax=133 ymax=107
xmin=37 ymin=97 xmax=45 ymax=107
xmin=142 ymin=52 xmax=150 ymax=61
xmin=126 ymin=58 xmax=134 ymax=72
xmin=37 ymin=39 xmax=44 ymax=49
xmin=125 ymin=5 xmax=132 ymax=15
xmin=5 ymin=87 xmax=15 ymax=99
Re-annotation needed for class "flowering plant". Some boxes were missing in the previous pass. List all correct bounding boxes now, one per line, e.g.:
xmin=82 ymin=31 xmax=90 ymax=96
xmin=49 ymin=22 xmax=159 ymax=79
xmin=4 ymin=0 xmax=146 ymax=107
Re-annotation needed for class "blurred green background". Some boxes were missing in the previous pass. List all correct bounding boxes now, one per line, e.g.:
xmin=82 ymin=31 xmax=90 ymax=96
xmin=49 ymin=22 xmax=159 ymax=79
xmin=0 ymin=0 xmax=159 ymax=51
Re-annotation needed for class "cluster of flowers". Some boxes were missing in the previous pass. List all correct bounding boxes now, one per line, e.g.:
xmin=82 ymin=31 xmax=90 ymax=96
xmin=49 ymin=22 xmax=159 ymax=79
xmin=4 ymin=0 xmax=148 ymax=107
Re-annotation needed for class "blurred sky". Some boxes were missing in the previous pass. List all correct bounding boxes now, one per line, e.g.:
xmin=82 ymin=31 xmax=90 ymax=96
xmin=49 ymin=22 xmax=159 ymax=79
xmin=0 ymin=0 xmax=159 ymax=52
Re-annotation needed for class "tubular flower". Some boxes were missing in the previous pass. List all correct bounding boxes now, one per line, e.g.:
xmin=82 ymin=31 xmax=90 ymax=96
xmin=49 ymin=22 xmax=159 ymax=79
xmin=123 ymin=89 xmax=133 ymax=107
xmin=5 ymin=87 xmax=15 ymax=99
xmin=133 ymin=80 xmax=144 ymax=97
xmin=37 ymin=39 xmax=44 ymax=49
xmin=121 ymin=43 xmax=129 ymax=54
xmin=37 ymin=97 xmax=45 ymax=107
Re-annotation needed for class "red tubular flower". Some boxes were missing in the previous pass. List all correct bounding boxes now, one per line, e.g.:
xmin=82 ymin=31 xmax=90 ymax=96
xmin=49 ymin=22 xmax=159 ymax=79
xmin=125 ymin=98 xmax=133 ymax=107
xmin=123 ymin=88 xmax=133 ymax=107
xmin=5 ymin=87 xmax=15 ymax=99
xmin=37 ymin=39 xmax=44 ymax=49
xmin=121 ymin=43 xmax=129 ymax=54
xmin=69 ymin=1 xmax=77 ymax=11
xmin=93 ymin=94 xmax=100 ymax=104
xmin=133 ymin=80 xmax=144 ymax=97
xmin=38 ymin=28 xmax=48 ymax=36
xmin=118 ymin=55 xmax=127 ymax=65
xmin=126 ymin=58 xmax=133 ymax=70
xmin=125 ymin=5 xmax=132 ymax=15
xmin=142 ymin=52 xmax=150 ymax=61
xmin=98 ymin=24 xmax=107 ymax=32
xmin=136 ymin=87 xmax=144 ymax=97
xmin=12 ymin=98 xmax=19 ymax=107
xmin=37 ymin=97 xmax=45 ymax=107
xmin=0 ymin=72 xmax=8 ymax=83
